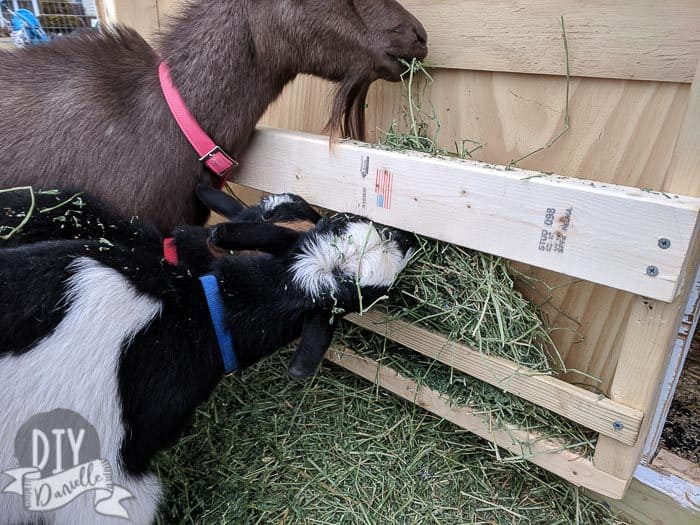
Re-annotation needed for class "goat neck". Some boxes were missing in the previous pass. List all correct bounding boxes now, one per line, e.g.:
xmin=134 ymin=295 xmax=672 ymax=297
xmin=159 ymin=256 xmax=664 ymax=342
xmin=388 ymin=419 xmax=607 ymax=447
xmin=209 ymin=253 xmax=307 ymax=369
xmin=159 ymin=1 xmax=294 ymax=154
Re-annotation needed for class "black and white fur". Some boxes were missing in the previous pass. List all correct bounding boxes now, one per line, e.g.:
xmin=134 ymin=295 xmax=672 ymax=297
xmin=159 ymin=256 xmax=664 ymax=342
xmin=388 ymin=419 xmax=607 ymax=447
xmin=1 ymin=186 xmax=322 ymax=271
xmin=0 ymin=191 xmax=412 ymax=524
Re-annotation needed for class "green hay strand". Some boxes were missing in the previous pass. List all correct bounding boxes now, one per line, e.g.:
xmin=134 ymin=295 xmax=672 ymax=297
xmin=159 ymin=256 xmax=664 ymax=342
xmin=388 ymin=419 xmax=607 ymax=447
xmin=340 ymin=14 xmax=596 ymax=460
xmin=155 ymin=350 xmax=627 ymax=524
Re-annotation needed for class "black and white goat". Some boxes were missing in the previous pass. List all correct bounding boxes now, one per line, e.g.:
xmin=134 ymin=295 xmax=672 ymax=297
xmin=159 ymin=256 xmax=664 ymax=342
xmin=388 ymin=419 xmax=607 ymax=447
xmin=0 ymin=191 xmax=413 ymax=524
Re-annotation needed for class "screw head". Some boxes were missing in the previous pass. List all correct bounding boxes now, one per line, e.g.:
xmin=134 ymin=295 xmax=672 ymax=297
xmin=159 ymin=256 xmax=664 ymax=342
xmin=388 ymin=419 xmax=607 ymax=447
xmin=658 ymin=238 xmax=671 ymax=250
xmin=646 ymin=266 xmax=659 ymax=277
xmin=613 ymin=421 xmax=624 ymax=431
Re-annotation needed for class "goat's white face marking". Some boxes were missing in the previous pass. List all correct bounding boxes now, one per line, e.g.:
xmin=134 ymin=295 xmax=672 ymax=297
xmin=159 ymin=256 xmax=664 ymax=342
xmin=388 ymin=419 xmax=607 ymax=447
xmin=0 ymin=258 xmax=162 ymax=524
xmin=291 ymin=221 xmax=410 ymax=298
xmin=261 ymin=194 xmax=295 ymax=214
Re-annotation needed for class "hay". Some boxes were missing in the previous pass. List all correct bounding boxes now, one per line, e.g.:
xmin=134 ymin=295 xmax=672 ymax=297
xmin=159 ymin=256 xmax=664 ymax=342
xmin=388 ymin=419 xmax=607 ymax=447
xmin=339 ymin=16 xmax=596 ymax=457
xmin=336 ymin=324 xmax=596 ymax=458
xmin=155 ymin=349 xmax=627 ymax=524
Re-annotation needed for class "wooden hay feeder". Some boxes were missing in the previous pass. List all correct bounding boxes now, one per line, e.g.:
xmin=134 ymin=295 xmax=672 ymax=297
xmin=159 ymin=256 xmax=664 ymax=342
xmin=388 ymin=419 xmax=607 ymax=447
xmin=107 ymin=0 xmax=700 ymax=513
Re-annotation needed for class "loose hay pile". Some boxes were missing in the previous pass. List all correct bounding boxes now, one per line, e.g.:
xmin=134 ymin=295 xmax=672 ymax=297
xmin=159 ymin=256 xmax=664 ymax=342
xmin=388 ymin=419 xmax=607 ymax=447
xmin=155 ymin=350 xmax=625 ymax=524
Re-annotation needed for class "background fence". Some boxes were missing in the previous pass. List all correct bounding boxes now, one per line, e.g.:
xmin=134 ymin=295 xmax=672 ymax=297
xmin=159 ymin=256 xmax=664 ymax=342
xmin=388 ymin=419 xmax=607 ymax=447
xmin=1 ymin=0 xmax=98 ymax=37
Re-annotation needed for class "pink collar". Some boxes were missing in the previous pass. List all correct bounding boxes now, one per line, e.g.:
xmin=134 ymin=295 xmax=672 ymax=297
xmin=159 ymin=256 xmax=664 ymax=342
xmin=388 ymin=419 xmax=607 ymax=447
xmin=158 ymin=62 xmax=237 ymax=187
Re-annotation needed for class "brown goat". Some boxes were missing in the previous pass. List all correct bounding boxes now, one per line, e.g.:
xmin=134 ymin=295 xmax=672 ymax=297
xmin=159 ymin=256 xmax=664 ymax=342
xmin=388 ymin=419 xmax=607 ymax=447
xmin=0 ymin=0 xmax=427 ymax=231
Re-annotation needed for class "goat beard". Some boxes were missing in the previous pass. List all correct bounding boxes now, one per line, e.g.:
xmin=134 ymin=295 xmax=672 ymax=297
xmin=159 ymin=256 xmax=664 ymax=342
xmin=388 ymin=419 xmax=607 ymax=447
xmin=327 ymin=77 xmax=371 ymax=142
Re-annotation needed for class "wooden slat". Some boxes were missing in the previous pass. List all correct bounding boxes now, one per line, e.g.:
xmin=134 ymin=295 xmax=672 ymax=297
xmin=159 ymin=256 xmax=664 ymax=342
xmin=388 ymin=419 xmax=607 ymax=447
xmin=345 ymin=311 xmax=643 ymax=445
xmin=652 ymin=450 xmax=700 ymax=485
xmin=326 ymin=346 xmax=628 ymax=499
xmin=236 ymin=127 xmax=700 ymax=302
xmin=400 ymin=0 xmax=700 ymax=83
xmin=594 ymin=62 xmax=700 ymax=482
xmin=109 ymin=0 xmax=700 ymax=83
xmin=106 ymin=0 xmax=160 ymax=37
xmin=592 ymin=478 xmax=700 ymax=525
xmin=640 ymin=263 xmax=700 ymax=464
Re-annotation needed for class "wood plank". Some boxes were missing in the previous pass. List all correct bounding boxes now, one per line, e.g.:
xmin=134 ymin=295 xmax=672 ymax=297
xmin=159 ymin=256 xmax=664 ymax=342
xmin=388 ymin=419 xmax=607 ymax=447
xmin=107 ymin=0 xmax=159 ymax=38
xmin=236 ymin=127 xmax=700 ymax=302
xmin=112 ymin=0 xmax=700 ymax=83
xmin=640 ymin=263 xmax=700 ymax=464
xmin=593 ymin=265 xmax=700 ymax=481
xmin=345 ymin=311 xmax=643 ymax=445
xmin=593 ymin=478 xmax=700 ymax=525
xmin=653 ymin=450 xmax=700 ymax=484
xmin=593 ymin=62 xmax=700 ymax=482
xmin=399 ymin=0 xmax=700 ymax=83
xmin=326 ymin=345 xmax=628 ymax=499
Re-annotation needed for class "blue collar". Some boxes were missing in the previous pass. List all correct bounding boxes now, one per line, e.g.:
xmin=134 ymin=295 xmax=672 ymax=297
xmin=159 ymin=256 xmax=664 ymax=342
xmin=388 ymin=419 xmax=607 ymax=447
xmin=199 ymin=274 xmax=238 ymax=374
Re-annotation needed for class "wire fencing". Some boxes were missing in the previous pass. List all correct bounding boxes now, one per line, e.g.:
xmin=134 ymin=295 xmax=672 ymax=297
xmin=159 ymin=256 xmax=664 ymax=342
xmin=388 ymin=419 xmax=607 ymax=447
xmin=1 ymin=0 xmax=98 ymax=39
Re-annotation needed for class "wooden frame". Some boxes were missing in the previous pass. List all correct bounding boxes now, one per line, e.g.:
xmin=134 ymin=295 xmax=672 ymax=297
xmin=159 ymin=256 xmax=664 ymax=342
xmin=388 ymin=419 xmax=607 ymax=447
xmin=231 ymin=59 xmax=700 ymax=499
xmin=231 ymin=96 xmax=699 ymax=497
xmin=107 ymin=0 xmax=700 ymax=504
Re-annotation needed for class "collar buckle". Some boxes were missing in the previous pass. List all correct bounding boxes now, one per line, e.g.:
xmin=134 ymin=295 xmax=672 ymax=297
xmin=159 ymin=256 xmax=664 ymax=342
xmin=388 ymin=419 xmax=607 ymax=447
xmin=198 ymin=145 xmax=239 ymax=167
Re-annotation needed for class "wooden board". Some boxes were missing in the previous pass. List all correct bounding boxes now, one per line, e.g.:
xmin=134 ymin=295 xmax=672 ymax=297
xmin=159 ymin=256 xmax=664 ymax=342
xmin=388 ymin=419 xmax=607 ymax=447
xmin=399 ymin=0 xmax=700 ymax=83
xmin=130 ymin=0 xmax=700 ymax=83
xmin=235 ymin=126 xmax=700 ymax=302
xmin=327 ymin=345 xmax=629 ymax=499
xmin=593 ymin=61 xmax=700 ymax=483
xmin=593 ymin=478 xmax=700 ymax=525
xmin=653 ymin=450 xmax=700 ymax=485
xmin=346 ymin=311 xmax=643 ymax=445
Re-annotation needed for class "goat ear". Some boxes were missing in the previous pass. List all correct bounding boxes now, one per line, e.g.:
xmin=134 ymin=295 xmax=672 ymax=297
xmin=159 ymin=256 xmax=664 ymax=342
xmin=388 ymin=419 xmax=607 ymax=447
xmin=196 ymin=184 xmax=246 ymax=220
xmin=288 ymin=312 xmax=336 ymax=379
xmin=211 ymin=222 xmax=301 ymax=254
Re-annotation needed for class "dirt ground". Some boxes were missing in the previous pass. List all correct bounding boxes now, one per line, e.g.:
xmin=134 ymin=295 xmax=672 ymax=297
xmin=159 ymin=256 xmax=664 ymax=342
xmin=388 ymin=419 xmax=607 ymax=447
xmin=659 ymin=325 xmax=699 ymax=464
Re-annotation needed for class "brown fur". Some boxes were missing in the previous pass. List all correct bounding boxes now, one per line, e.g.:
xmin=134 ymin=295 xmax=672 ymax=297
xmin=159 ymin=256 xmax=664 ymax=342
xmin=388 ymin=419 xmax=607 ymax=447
xmin=0 ymin=0 xmax=426 ymax=231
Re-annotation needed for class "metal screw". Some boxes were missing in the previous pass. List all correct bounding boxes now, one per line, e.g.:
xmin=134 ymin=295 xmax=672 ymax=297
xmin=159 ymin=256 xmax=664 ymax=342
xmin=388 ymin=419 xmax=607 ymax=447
xmin=658 ymin=238 xmax=671 ymax=250
xmin=613 ymin=421 xmax=624 ymax=431
xmin=646 ymin=266 xmax=659 ymax=277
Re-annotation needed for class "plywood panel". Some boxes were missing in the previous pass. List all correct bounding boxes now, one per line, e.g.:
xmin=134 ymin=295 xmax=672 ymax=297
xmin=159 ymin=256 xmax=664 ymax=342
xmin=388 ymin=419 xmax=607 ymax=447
xmin=128 ymin=0 xmax=700 ymax=83
xmin=107 ymin=0 xmax=159 ymax=37
xmin=399 ymin=0 xmax=700 ymax=83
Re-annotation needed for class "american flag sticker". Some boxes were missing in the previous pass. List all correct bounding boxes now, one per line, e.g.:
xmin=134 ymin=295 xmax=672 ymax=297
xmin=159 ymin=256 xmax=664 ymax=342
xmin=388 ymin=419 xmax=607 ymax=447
xmin=375 ymin=168 xmax=393 ymax=210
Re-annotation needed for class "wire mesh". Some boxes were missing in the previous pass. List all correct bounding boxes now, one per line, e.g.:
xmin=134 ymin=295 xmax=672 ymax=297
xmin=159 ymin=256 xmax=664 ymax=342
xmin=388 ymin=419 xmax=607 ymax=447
xmin=1 ymin=0 xmax=98 ymax=40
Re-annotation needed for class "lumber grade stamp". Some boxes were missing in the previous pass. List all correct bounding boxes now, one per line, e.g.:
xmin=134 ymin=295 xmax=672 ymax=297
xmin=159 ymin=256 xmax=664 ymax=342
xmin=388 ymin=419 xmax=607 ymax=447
xmin=236 ymin=127 xmax=700 ymax=303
